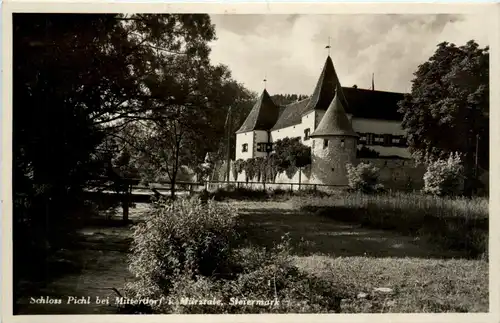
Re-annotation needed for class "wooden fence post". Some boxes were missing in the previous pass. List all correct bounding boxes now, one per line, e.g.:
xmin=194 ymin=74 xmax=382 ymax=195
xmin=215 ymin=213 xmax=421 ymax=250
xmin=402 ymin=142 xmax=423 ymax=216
xmin=122 ymin=182 xmax=130 ymax=223
xmin=298 ymin=167 xmax=301 ymax=191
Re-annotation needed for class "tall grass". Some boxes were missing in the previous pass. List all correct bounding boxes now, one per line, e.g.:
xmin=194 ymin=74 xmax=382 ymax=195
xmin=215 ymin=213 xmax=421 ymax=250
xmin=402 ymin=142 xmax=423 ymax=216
xmin=293 ymin=192 xmax=488 ymax=258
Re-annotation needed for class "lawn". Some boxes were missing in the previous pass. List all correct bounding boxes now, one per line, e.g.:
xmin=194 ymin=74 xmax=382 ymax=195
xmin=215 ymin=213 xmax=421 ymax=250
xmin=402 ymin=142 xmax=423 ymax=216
xmin=292 ymin=191 xmax=488 ymax=259
xmin=234 ymin=200 xmax=488 ymax=313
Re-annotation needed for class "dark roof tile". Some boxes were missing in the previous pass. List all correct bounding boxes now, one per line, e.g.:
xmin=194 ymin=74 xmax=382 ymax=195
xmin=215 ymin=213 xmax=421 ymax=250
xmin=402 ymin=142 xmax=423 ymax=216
xmin=342 ymin=87 xmax=404 ymax=121
xmin=310 ymin=92 xmax=358 ymax=138
xmin=236 ymin=89 xmax=280 ymax=133
xmin=303 ymin=56 xmax=349 ymax=113
xmin=270 ymin=98 xmax=310 ymax=131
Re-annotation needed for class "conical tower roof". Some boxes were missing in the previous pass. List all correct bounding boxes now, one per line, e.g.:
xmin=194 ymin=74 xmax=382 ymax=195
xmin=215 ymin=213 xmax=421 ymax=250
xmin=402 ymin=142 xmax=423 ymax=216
xmin=236 ymin=89 xmax=280 ymax=134
xmin=310 ymin=90 xmax=358 ymax=138
xmin=304 ymin=56 xmax=349 ymax=114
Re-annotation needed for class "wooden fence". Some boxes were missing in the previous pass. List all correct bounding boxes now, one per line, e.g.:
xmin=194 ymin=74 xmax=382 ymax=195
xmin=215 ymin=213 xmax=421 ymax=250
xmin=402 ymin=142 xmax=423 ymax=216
xmin=84 ymin=178 xmax=346 ymax=222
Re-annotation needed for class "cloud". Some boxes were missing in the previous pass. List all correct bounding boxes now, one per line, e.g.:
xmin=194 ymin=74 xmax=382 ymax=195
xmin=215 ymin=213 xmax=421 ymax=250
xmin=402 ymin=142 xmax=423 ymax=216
xmin=208 ymin=14 xmax=489 ymax=95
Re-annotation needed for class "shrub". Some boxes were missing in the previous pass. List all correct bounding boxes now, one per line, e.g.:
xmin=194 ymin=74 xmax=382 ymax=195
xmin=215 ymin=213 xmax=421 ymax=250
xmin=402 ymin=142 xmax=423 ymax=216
xmin=126 ymin=197 xmax=239 ymax=300
xmin=128 ymin=234 xmax=345 ymax=314
xmin=423 ymin=152 xmax=464 ymax=196
xmin=346 ymin=162 xmax=384 ymax=193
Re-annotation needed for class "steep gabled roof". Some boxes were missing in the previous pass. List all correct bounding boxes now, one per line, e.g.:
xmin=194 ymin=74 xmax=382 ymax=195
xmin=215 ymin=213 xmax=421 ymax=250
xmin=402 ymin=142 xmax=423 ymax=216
xmin=236 ymin=89 xmax=280 ymax=134
xmin=310 ymin=91 xmax=358 ymax=138
xmin=303 ymin=56 xmax=349 ymax=114
xmin=270 ymin=98 xmax=311 ymax=131
xmin=342 ymin=87 xmax=404 ymax=121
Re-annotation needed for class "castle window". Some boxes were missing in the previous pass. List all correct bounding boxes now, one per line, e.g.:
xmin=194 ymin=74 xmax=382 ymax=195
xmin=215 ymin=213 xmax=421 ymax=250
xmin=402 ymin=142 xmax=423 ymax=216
xmin=341 ymin=139 xmax=345 ymax=148
xmin=374 ymin=135 xmax=384 ymax=145
xmin=324 ymin=139 xmax=329 ymax=149
xmin=359 ymin=133 xmax=367 ymax=145
xmin=304 ymin=128 xmax=311 ymax=141
xmin=266 ymin=143 xmax=273 ymax=152
xmin=256 ymin=143 xmax=264 ymax=152
xmin=366 ymin=133 xmax=374 ymax=145
xmin=392 ymin=137 xmax=400 ymax=145
xmin=242 ymin=144 xmax=248 ymax=152
xmin=383 ymin=134 xmax=392 ymax=146
xmin=399 ymin=137 xmax=408 ymax=147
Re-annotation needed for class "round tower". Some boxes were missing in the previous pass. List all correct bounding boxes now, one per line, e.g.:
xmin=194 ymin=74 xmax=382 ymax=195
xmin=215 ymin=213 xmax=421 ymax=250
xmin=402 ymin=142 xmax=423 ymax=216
xmin=310 ymin=90 xmax=358 ymax=186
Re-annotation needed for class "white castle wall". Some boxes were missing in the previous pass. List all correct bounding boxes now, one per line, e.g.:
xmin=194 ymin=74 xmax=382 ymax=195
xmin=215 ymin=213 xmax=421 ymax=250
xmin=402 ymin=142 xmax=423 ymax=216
xmin=271 ymin=124 xmax=300 ymax=142
xmin=253 ymin=130 xmax=269 ymax=158
xmin=235 ymin=132 xmax=254 ymax=160
xmin=213 ymin=156 xmax=430 ymax=192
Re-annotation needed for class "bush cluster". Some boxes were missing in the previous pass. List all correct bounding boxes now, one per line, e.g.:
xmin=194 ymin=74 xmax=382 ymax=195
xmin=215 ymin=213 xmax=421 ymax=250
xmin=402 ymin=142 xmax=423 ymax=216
xmin=126 ymin=198 xmax=239 ymax=300
xmin=346 ymin=162 xmax=384 ymax=194
xmin=125 ymin=198 xmax=344 ymax=314
xmin=423 ymin=152 xmax=464 ymax=196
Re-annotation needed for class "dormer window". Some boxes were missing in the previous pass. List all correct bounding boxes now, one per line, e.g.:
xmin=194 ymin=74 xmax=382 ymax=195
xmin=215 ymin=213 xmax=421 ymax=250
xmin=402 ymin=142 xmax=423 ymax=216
xmin=304 ymin=128 xmax=311 ymax=141
xmin=242 ymin=144 xmax=248 ymax=152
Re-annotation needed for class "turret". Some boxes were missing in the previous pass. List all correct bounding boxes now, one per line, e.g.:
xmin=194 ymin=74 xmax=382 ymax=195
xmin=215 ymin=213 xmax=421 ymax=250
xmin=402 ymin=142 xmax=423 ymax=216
xmin=310 ymin=89 xmax=358 ymax=186
xmin=235 ymin=89 xmax=279 ymax=160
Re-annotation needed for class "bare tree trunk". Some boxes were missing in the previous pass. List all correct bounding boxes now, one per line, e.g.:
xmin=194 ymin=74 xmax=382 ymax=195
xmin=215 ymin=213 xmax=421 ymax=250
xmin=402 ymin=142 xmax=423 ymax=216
xmin=170 ymin=138 xmax=181 ymax=199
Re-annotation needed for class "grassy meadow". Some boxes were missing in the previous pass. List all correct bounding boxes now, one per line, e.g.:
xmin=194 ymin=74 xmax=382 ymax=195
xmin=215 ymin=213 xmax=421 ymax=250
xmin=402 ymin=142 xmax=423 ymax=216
xmin=292 ymin=191 xmax=488 ymax=259
xmin=15 ymin=189 xmax=489 ymax=314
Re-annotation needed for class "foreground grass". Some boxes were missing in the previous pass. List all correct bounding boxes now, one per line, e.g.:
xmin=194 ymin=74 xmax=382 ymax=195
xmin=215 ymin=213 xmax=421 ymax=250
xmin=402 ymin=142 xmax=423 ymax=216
xmin=235 ymin=200 xmax=488 ymax=313
xmin=294 ymin=255 xmax=488 ymax=313
xmin=292 ymin=192 xmax=488 ymax=258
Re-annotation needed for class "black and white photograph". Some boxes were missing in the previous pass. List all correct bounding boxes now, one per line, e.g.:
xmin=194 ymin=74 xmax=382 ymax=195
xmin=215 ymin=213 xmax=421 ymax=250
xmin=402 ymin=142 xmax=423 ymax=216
xmin=2 ymin=3 xmax=497 ymax=320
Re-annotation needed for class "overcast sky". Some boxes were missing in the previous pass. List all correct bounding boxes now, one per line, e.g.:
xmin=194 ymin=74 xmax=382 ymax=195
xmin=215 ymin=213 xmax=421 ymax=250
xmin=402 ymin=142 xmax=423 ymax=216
xmin=208 ymin=14 xmax=489 ymax=95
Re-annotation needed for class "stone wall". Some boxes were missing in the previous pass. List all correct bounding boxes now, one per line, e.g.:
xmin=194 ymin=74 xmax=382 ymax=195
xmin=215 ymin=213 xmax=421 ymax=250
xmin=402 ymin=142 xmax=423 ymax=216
xmin=213 ymin=156 xmax=427 ymax=192
xmin=311 ymin=137 xmax=357 ymax=186
xmin=358 ymin=158 xmax=426 ymax=191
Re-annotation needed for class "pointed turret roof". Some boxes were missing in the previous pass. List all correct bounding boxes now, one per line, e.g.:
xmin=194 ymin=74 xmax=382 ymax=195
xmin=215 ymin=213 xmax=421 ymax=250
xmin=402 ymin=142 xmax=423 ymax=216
xmin=236 ymin=89 xmax=280 ymax=134
xmin=303 ymin=55 xmax=349 ymax=114
xmin=310 ymin=90 xmax=358 ymax=138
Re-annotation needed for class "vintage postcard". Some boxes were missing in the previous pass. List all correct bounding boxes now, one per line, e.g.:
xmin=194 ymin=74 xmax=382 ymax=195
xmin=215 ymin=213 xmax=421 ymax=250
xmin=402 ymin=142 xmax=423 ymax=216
xmin=1 ymin=2 xmax=499 ymax=323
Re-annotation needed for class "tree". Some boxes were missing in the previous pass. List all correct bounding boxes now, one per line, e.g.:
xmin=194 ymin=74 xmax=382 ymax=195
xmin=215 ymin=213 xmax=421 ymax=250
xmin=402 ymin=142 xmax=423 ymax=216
xmin=12 ymin=13 xmax=246 ymax=308
xmin=115 ymin=59 xmax=254 ymax=197
xmin=273 ymin=138 xmax=311 ymax=170
xmin=271 ymin=94 xmax=309 ymax=106
xmin=272 ymin=138 xmax=311 ymax=182
xmin=398 ymin=40 xmax=489 ymax=195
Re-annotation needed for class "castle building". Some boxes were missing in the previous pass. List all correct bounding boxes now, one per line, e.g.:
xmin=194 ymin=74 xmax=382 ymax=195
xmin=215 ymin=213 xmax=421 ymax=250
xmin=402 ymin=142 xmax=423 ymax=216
xmin=235 ymin=54 xmax=413 ymax=186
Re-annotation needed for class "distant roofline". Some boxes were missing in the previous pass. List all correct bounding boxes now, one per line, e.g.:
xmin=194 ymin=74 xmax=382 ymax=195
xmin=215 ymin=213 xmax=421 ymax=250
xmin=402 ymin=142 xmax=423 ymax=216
xmin=343 ymin=86 xmax=407 ymax=96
